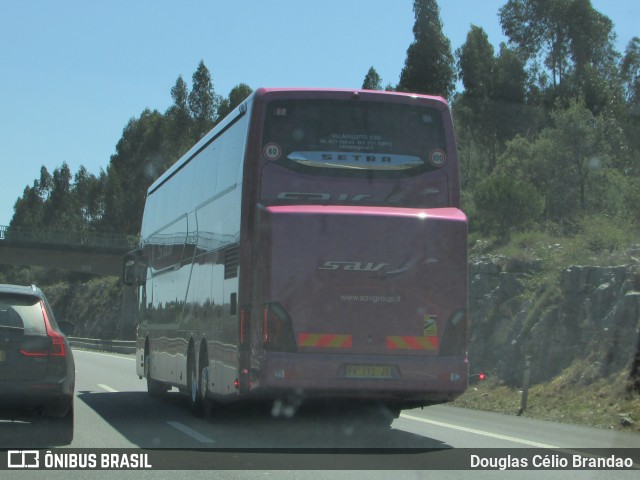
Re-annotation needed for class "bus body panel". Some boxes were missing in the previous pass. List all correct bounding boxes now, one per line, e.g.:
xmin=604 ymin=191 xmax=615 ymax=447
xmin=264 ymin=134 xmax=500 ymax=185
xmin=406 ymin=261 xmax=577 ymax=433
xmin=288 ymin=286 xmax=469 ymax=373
xmin=247 ymin=204 xmax=467 ymax=404
xmin=136 ymin=100 xmax=251 ymax=396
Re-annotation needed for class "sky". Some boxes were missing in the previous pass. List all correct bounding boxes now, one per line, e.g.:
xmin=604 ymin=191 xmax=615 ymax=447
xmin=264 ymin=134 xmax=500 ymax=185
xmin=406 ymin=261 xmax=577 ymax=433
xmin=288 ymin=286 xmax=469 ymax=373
xmin=1 ymin=0 xmax=638 ymax=228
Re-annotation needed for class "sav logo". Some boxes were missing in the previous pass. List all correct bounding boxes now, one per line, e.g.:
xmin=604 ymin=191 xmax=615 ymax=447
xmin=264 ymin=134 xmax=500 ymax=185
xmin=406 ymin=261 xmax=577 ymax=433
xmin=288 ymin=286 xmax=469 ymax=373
xmin=319 ymin=261 xmax=389 ymax=272
xmin=8 ymin=450 xmax=39 ymax=468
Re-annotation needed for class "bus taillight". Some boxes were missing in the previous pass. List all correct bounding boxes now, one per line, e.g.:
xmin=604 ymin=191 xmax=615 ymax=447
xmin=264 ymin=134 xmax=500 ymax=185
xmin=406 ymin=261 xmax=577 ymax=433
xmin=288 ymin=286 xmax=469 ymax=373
xmin=262 ymin=303 xmax=297 ymax=352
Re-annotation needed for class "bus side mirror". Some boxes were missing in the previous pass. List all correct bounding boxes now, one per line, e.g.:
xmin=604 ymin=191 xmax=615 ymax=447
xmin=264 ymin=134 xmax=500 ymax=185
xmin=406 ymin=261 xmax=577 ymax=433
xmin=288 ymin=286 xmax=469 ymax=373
xmin=123 ymin=249 xmax=146 ymax=286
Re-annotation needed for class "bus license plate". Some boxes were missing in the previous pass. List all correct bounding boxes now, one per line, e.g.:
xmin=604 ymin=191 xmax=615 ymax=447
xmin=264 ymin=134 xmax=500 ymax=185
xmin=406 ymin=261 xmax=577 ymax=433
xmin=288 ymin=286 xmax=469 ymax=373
xmin=345 ymin=365 xmax=392 ymax=379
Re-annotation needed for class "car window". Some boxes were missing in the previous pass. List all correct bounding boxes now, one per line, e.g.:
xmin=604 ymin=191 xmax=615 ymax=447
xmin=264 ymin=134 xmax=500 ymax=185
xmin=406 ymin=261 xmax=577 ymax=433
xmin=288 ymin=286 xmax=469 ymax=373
xmin=0 ymin=294 xmax=46 ymax=335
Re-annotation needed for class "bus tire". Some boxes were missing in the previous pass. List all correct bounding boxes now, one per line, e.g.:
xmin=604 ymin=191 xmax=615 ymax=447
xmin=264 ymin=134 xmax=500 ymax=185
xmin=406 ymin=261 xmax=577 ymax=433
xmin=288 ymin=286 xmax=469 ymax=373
xmin=187 ymin=347 xmax=204 ymax=417
xmin=145 ymin=351 xmax=167 ymax=398
xmin=199 ymin=353 xmax=212 ymax=417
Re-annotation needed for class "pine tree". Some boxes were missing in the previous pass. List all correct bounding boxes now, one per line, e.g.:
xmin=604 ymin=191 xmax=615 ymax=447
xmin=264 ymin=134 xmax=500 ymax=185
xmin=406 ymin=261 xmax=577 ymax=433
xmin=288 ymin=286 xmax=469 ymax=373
xmin=397 ymin=0 xmax=455 ymax=98
xmin=188 ymin=60 xmax=219 ymax=137
xmin=168 ymin=75 xmax=191 ymax=127
xmin=362 ymin=67 xmax=382 ymax=90
xmin=171 ymin=75 xmax=189 ymax=113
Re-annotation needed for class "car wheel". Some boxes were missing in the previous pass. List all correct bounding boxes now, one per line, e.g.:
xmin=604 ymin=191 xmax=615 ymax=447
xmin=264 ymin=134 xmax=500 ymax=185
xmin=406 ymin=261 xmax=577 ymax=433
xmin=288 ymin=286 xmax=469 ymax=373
xmin=49 ymin=403 xmax=74 ymax=446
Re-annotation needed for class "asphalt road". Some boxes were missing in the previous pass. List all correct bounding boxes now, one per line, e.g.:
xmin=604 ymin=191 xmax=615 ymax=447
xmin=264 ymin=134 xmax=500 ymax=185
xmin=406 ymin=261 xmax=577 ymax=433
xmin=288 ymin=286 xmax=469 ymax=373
xmin=2 ymin=348 xmax=639 ymax=479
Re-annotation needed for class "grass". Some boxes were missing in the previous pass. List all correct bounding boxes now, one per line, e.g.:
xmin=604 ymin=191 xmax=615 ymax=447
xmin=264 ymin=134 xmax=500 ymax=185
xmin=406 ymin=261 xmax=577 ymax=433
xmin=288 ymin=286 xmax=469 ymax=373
xmin=486 ymin=215 xmax=639 ymax=269
xmin=454 ymin=364 xmax=640 ymax=433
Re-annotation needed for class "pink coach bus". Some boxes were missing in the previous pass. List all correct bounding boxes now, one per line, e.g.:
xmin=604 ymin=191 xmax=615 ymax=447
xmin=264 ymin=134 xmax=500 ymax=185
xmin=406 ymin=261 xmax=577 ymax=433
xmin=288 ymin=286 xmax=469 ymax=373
xmin=123 ymin=88 xmax=468 ymax=420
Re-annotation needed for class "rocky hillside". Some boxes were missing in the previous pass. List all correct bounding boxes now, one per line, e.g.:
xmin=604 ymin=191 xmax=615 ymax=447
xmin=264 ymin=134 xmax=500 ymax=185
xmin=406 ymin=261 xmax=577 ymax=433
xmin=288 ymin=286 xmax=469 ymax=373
xmin=468 ymin=254 xmax=640 ymax=388
xmin=44 ymin=277 xmax=132 ymax=340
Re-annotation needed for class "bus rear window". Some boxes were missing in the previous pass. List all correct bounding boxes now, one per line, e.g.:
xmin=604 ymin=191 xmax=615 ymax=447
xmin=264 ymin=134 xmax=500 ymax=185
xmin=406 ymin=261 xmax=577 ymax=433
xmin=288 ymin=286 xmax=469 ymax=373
xmin=262 ymin=100 xmax=447 ymax=178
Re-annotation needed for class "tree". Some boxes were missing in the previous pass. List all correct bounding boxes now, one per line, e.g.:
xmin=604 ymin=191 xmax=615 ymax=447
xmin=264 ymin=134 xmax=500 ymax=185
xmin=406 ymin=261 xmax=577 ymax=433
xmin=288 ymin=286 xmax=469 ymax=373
xmin=11 ymin=167 xmax=53 ymax=227
xmin=11 ymin=184 xmax=44 ymax=228
xmin=101 ymin=109 xmax=168 ymax=233
xmin=621 ymin=37 xmax=640 ymax=110
xmin=166 ymin=75 xmax=196 ymax=160
xmin=537 ymin=99 xmax=608 ymax=215
xmin=456 ymin=25 xmax=494 ymax=99
xmin=454 ymin=27 xmax=528 ymax=175
xmin=499 ymin=0 xmax=618 ymax=112
xmin=495 ymin=98 xmax=614 ymax=221
xmin=45 ymin=163 xmax=73 ymax=228
xmin=454 ymin=26 xmax=496 ymax=175
xmin=72 ymin=166 xmax=103 ymax=227
xmin=397 ymin=0 xmax=455 ymax=98
xmin=38 ymin=166 xmax=52 ymax=200
xmin=619 ymin=37 xmax=640 ymax=177
xmin=492 ymin=44 xmax=527 ymax=107
xmin=362 ymin=67 xmax=382 ymax=90
xmin=171 ymin=75 xmax=189 ymax=112
xmin=499 ymin=0 xmax=569 ymax=87
xmin=216 ymin=83 xmax=253 ymax=122
xmin=99 ymin=166 xmax=127 ymax=233
xmin=167 ymin=75 xmax=191 ymax=130
xmin=188 ymin=60 xmax=219 ymax=138
xmin=491 ymin=43 xmax=529 ymax=141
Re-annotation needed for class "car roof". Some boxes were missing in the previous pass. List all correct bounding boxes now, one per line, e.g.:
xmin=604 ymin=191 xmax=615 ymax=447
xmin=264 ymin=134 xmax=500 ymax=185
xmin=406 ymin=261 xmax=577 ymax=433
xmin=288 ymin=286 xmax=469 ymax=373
xmin=0 ymin=284 xmax=44 ymax=298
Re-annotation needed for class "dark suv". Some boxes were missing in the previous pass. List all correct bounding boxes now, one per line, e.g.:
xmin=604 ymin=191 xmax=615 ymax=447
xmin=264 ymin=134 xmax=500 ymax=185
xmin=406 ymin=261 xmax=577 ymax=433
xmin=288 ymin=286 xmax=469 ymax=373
xmin=0 ymin=284 xmax=75 ymax=445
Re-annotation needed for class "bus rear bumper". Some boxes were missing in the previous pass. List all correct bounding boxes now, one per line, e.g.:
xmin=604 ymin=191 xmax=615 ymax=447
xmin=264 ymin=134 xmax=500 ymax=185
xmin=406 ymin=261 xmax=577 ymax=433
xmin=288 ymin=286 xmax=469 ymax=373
xmin=249 ymin=352 xmax=468 ymax=407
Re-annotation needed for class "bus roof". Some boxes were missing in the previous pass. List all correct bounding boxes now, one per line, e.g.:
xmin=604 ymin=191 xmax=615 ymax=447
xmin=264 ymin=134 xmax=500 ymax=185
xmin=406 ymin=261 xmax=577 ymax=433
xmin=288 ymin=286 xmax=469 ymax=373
xmin=252 ymin=87 xmax=448 ymax=104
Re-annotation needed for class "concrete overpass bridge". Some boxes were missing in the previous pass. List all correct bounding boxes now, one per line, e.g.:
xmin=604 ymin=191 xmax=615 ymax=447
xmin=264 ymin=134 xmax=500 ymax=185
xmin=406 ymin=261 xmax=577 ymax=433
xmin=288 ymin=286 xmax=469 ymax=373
xmin=0 ymin=225 xmax=138 ymax=276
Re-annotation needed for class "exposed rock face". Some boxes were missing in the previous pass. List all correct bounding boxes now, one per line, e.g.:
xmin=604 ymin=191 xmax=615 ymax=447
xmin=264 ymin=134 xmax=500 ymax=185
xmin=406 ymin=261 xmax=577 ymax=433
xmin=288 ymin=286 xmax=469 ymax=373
xmin=468 ymin=256 xmax=640 ymax=386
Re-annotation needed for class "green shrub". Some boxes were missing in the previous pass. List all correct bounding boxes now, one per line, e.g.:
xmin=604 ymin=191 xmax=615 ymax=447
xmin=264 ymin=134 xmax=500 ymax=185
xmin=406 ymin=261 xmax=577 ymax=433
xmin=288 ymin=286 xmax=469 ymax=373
xmin=473 ymin=173 xmax=544 ymax=237
xmin=577 ymin=215 xmax=632 ymax=253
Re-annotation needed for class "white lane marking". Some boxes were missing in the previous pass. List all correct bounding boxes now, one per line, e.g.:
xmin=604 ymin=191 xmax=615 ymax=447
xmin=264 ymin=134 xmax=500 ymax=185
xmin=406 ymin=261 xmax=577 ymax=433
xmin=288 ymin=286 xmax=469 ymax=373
xmin=400 ymin=413 xmax=559 ymax=448
xmin=73 ymin=349 xmax=136 ymax=361
xmin=98 ymin=384 xmax=119 ymax=393
xmin=167 ymin=421 xmax=216 ymax=444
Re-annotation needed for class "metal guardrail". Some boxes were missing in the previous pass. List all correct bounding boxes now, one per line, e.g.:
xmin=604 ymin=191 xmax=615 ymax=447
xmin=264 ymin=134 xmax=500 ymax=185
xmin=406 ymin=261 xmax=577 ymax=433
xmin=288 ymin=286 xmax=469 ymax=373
xmin=68 ymin=337 xmax=136 ymax=355
xmin=0 ymin=225 xmax=139 ymax=252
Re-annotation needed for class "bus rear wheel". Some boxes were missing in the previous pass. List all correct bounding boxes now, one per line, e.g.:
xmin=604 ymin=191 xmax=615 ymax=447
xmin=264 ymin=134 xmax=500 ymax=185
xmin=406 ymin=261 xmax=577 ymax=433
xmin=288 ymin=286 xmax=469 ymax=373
xmin=187 ymin=348 xmax=204 ymax=417
xmin=145 ymin=352 xmax=167 ymax=398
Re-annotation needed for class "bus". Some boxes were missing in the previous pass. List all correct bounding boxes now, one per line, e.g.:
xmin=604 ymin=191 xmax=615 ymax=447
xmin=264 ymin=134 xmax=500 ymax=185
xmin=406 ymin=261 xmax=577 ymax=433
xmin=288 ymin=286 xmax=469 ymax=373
xmin=123 ymin=88 xmax=468 ymax=420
